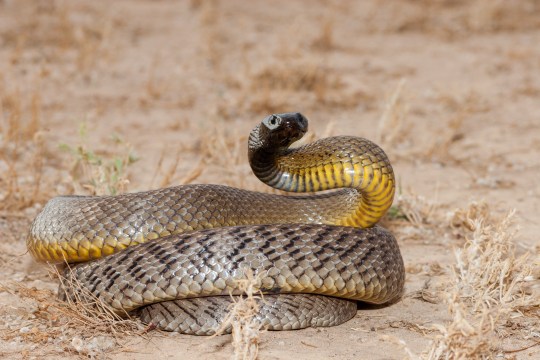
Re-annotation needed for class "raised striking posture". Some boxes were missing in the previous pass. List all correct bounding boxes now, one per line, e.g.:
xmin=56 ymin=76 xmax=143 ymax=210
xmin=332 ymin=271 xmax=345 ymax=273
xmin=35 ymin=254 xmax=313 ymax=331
xmin=27 ymin=113 xmax=404 ymax=335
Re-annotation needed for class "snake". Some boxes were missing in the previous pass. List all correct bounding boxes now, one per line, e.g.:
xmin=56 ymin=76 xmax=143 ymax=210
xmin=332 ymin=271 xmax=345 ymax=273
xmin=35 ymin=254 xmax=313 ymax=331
xmin=27 ymin=113 xmax=405 ymax=335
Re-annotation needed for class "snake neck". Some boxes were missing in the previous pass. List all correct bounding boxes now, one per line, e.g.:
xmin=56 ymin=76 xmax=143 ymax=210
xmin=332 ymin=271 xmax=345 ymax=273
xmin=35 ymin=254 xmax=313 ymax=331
xmin=248 ymin=136 xmax=395 ymax=228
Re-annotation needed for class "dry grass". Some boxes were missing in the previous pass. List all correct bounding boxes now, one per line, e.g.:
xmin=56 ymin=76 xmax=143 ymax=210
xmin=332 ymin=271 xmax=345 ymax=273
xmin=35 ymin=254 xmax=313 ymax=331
xmin=59 ymin=125 xmax=138 ymax=196
xmin=246 ymin=62 xmax=340 ymax=114
xmin=215 ymin=269 xmax=263 ymax=360
xmin=238 ymin=60 xmax=367 ymax=115
xmin=0 ymin=86 xmax=49 ymax=212
xmin=363 ymin=0 xmax=540 ymax=38
xmin=425 ymin=203 xmax=540 ymax=359
xmin=0 ymin=265 xmax=142 ymax=358
xmin=3 ymin=2 xmax=114 ymax=71
xmin=449 ymin=201 xmax=492 ymax=232
xmin=195 ymin=122 xmax=270 ymax=192
xmin=388 ymin=191 xmax=437 ymax=228
xmin=386 ymin=198 xmax=539 ymax=359
xmin=150 ymin=145 xmax=204 ymax=189
xmin=2 ymin=261 xmax=264 ymax=359
xmin=376 ymin=84 xmax=481 ymax=166
xmin=311 ymin=19 xmax=335 ymax=51
xmin=0 ymin=1 xmax=115 ymax=212
xmin=376 ymin=78 xmax=409 ymax=148
xmin=390 ymin=201 xmax=540 ymax=359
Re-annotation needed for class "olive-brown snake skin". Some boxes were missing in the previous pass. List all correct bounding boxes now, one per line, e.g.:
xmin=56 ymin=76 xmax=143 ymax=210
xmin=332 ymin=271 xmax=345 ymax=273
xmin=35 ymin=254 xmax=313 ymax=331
xmin=27 ymin=113 xmax=405 ymax=335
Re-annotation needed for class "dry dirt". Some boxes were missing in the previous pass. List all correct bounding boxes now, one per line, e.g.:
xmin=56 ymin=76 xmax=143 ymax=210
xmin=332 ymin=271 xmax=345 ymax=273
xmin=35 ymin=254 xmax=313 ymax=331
xmin=1 ymin=1 xmax=539 ymax=359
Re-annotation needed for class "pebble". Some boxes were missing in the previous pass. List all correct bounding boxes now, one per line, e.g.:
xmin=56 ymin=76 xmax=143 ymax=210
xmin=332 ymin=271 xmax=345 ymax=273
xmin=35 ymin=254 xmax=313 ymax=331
xmin=19 ymin=326 xmax=32 ymax=334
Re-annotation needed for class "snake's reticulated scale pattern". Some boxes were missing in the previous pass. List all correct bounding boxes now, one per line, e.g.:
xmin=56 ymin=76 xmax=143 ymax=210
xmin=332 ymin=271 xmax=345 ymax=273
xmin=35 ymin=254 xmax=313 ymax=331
xmin=28 ymin=113 xmax=404 ymax=334
xmin=136 ymin=295 xmax=358 ymax=335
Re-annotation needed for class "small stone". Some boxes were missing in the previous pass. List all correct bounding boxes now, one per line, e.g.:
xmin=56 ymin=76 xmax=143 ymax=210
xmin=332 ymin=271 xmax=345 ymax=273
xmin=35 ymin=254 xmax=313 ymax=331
xmin=19 ymin=326 xmax=32 ymax=334
xmin=71 ymin=336 xmax=84 ymax=353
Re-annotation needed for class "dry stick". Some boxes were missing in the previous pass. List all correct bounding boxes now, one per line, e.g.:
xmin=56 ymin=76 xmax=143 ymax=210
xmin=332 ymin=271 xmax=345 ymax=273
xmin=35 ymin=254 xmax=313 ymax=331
xmin=377 ymin=78 xmax=407 ymax=147
xmin=150 ymin=145 xmax=186 ymax=189
xmin=149 ymin=145 xmax=168 ymax=189
xmin=159 ymin=146 xmax=184 ymax=188
xmin=29 ymin=131 xmax=46 ymax=205
xmin=503 ymin=339 xmax=540 ymax=354
xmin=179 ymin=158 xmax=205 ymax=185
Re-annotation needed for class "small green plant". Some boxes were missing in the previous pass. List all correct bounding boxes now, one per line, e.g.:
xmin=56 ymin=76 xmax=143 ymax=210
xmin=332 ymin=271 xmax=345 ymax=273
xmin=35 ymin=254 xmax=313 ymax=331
xmin=387 ymin=205 xmax=408 ymax=221
xmin=386 ymin=182 xmax=411 ymax=222
xmin=59 ymin=123 xmax=138 ymax=196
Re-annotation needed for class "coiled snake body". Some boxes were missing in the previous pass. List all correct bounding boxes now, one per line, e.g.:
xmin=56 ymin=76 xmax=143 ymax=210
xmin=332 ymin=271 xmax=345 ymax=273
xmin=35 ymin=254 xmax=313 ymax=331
xmin=27 ymin=113 xmax=405 ymax=335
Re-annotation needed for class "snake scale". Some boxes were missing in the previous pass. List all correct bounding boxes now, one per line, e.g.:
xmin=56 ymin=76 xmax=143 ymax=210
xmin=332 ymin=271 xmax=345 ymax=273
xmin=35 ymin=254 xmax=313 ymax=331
xmin=27 ymin=113 xmax=405 ymax=335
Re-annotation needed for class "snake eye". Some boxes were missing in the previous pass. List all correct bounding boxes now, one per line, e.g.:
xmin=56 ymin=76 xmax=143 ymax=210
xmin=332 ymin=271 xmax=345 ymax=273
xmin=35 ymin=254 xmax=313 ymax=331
xmin=263 ymin=114 xmax=281 ymax=130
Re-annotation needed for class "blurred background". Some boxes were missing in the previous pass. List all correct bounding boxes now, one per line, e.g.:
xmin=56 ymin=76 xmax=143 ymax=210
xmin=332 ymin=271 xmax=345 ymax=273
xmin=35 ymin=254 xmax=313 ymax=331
xmin=1 ymin=0 xmax=539 ymax=198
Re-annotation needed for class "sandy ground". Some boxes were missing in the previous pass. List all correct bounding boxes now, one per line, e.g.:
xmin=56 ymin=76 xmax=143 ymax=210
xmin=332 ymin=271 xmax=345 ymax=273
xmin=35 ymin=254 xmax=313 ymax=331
xmin=1 ymin=1 xmax=539 ymax=359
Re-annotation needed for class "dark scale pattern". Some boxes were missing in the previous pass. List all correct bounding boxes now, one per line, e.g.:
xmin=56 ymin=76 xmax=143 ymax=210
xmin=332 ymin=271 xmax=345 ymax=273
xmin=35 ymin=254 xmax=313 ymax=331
xmin=136 ymin=294 xmax=358 ymax=335
xmin=59 ymin=224 xmax=404 ymax=312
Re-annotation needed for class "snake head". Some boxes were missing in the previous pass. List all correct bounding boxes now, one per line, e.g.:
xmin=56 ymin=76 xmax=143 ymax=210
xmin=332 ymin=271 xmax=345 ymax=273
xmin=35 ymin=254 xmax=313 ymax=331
xmin=259 ymin=113 xmax=309 ymax=150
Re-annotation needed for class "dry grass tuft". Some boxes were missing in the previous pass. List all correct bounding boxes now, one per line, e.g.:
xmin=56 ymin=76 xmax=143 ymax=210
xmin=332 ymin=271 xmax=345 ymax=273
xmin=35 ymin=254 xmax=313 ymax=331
xmin=244 ymin=62 xmax=354 ymax=114
xmin=215 ymin=269 xmax=263 ymax=360
xmin=449 ymin=201 xmax=491 ymax=232
xmin=0 ymin=265 xmax=142 ymax=358
xmin=388 ymin=192 xmax=436 ymax=228
xmin=0 ymin=85 xmax=50 ymax=211
xmin=384 ymin=190 xmax=439 ymax=245
xmin=311 ymin=19 xmax=334 ymax=51
xmin=426 ymin=203 xmax=540 ymax=359
xmin=251 ymin=63 xmax=340 ymax=94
